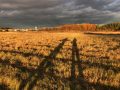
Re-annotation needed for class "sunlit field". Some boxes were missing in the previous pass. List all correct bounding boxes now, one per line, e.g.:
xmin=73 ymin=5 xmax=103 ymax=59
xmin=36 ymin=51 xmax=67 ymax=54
xmin=0 ymin=32 xmax=120 ymax=90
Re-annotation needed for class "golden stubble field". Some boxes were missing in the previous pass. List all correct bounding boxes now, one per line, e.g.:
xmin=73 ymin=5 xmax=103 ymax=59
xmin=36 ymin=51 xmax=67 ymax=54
xmin=0 ymin=32 xmax=120 ymax=90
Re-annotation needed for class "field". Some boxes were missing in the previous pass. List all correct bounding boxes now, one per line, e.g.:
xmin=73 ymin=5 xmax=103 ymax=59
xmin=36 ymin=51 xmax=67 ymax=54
xmin=0 ymin=32 xmax=120 ymax=90
xmin=85 ymin=31 xmax=120 ymax=35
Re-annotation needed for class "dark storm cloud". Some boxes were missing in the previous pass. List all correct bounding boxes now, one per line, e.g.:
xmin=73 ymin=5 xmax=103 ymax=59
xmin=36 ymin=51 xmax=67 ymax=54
xmin=74 ymin=0 xmax=114 ymax=10
xmin=0 ymin=0 xmax=120 ymax=27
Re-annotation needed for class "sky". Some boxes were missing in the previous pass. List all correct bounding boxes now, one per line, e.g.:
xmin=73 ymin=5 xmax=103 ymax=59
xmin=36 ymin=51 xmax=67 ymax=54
xmin=0 ymin=0 xmax=120 ymax=28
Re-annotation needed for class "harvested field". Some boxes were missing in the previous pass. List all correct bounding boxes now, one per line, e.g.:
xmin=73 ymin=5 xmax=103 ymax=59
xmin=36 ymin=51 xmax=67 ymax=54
xmin=0 ymin=32 xmax=120 ymax=90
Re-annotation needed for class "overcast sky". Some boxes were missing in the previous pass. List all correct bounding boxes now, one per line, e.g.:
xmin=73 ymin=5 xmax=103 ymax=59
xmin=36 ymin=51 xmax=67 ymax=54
xmin=0 ymin=0 xmax=120 ymax=27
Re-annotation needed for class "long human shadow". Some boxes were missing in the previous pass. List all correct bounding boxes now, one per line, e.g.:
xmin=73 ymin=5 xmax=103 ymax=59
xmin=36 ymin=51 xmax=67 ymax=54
xmin=70 ymin=38 xmax=87 ymax=90
xmin=19 ymin=38 xmax=68 ymax=90
xmin=70 ymin=38 xmax=120 ymax=90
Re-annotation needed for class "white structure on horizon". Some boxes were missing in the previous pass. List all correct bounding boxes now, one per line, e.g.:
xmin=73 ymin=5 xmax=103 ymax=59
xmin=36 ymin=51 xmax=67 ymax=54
xmin=35 ymin=26 xmax=38 ymax=31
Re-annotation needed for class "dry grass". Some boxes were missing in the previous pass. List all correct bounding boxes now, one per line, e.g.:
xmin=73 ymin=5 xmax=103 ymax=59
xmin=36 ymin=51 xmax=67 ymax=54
xmin=0 ymin=32 xmax=120 ymax=90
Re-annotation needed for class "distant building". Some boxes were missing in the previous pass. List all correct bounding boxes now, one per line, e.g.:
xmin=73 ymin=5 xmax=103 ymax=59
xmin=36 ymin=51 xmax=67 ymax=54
xmin=35 ymin=26 xmax=38 ymax=31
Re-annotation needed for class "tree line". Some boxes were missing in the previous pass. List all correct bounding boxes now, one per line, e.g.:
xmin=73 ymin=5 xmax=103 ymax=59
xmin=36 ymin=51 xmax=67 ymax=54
xmin=53 ymin=23 xmax=120 ymax=32
xmin=1 ymin=22 xmax=120 ymax=32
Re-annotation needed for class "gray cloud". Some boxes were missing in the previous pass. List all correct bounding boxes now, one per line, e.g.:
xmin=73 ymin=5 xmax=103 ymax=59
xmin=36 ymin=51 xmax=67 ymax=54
xmin=0 ymin=0 xmax=120 ymax=27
